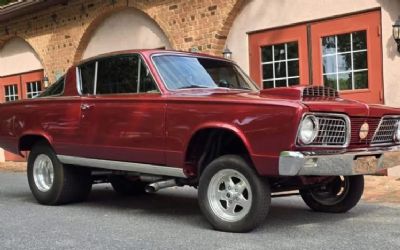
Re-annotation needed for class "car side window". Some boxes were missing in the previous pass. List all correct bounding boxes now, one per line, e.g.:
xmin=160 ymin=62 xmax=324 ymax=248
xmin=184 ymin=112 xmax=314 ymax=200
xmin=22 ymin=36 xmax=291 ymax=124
xmin=96 ymin=55 xmax=139 ymax=95
xmin=39 ymin=76 xmax=65 ymax=97
xmin=139 ymin=60 xmax=158 ymax=93
xmin=79 ymin=61 xmax=96 ymax=94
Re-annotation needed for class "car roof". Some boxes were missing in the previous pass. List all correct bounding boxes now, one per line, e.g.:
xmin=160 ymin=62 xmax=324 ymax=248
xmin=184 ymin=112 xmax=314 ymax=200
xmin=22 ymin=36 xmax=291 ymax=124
xmin=76 ymin=49 xmax=229 ymax=66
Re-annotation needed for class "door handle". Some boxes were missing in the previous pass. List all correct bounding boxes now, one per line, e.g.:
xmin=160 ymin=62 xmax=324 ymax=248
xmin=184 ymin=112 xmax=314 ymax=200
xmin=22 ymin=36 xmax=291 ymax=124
xmin=81 ymin=103 xmax=94 ymax=110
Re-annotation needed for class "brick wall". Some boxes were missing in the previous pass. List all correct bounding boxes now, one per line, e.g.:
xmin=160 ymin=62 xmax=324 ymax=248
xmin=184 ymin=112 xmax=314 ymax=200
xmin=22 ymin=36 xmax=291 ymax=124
xmin=0 ymin=0 xmax=245 ymax=81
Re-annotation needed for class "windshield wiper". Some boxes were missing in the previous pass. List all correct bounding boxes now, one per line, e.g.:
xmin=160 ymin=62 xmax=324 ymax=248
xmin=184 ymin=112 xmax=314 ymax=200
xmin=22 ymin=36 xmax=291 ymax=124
xmin=177 ymin=84 xmax=210 ymax=89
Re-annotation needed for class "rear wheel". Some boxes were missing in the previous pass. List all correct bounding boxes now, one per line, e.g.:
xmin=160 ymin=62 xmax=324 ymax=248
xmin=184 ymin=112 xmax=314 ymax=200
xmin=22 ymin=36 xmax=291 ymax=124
xmin=27 ymin=142 xmax=92 ymax=205
xmin=198 ymin=155 xmax=270 ymax=232
xmin=300 ymin=175 xmax=364 ymax=213
xmin=110 ymin=176 xmax=146 ymax=195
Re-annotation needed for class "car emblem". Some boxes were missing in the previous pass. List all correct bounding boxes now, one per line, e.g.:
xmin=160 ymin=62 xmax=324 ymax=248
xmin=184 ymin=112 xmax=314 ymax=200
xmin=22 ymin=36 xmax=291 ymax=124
xmin=359 ymin=122 xmax=369 ymax=140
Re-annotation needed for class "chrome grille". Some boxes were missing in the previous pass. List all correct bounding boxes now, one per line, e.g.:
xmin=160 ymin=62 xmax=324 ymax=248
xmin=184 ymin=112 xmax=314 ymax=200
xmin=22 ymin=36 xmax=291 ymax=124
xmin=371 ymin=117 xmax=399 ymax=145
xmin=313 ymin=116 xmax=348 ymax=146
xmin=302 ymin=86 xmax=339 ymax=99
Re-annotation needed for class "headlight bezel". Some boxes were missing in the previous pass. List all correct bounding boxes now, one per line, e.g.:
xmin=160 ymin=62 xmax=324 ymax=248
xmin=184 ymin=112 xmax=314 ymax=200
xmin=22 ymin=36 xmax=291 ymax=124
xmin=298 ymin=115 xmax=319 ymax=145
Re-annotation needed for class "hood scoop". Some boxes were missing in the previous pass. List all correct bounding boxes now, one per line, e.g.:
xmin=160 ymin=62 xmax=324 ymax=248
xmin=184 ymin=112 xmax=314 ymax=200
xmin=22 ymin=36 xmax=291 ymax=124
xmin=260 ymin=86 xmax=339 ymax=101
xmin=302 ymin=86 xmax=339 ymax=99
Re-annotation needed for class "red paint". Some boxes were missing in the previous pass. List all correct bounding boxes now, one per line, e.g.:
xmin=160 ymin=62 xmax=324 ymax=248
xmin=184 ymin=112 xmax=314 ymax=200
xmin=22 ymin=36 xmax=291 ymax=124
xmin=0 ymin=50 xmax=399 ymax=176
xmin=0 ymin=69 xmax=44 ymax=161
xmin=249 ymin=10 xmax=383 ymax=104
xmin=311 ymin=11 xmax=383 ymax=104
xmin=249 ymin=25 xmax=310 ymax=87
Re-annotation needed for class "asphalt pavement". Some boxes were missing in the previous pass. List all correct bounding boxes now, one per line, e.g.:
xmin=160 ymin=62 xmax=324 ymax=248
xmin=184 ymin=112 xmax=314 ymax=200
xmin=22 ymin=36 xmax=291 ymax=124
xmin=0 ymin=171 xmax=399 ymax=250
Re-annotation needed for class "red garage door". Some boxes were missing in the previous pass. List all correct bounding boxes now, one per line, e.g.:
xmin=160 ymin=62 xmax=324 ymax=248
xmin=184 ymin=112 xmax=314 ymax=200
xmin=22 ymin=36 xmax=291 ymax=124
xmin=0 ymin=70 xmax=44 ymax=161
xmin=249 ymin=10 xmax=383 ymax=104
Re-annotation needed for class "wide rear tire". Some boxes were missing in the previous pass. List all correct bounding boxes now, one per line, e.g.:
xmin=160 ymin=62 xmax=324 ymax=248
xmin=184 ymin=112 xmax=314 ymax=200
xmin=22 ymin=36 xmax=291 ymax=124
xmin=198 ymin=155 xmax=270 ymax=233
xmin=300 ymin=175 xmax=364 ymax=213
xmin=27 ymin=141 xmax=92 ymax=205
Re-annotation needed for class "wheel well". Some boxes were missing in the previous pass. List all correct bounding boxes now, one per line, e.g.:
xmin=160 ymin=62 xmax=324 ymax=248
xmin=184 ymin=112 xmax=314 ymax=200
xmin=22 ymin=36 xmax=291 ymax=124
xmin=19 ymin=135 xmax=50 ymax=152
xmin=185 ymin=128 xmax=252 ymax=176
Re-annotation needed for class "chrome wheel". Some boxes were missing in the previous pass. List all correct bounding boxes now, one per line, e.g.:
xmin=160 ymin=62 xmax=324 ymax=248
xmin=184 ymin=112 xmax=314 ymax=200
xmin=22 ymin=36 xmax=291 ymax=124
xmin=207 ymin=169 xmax=252 ymax=222
xmin=33 ymin=154 xmax=54 ymax=192
xmin=310 ymin=176 xmax=350 ymax=206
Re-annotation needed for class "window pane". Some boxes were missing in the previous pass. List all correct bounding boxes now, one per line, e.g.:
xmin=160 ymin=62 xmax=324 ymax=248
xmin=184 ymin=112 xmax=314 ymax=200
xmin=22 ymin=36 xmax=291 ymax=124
xmin=353 ymin=31 xmax=367 ymax=50
xmin=338 ymin=73 xmax=352 ymax=90
xmin=261 ymin=46 xmax=273 ymax=62
xmin=288 ymin=60 xmax=299 ymax=77
xmin=80 ymin=62 xmax=96 ymax=94
xmin=337 ymin=34 xmax=351 ymax=53
xmin=337 ymin=53 xmax=351 ymax=72
xmin=275 ymin=79 xmax=287 ymax=87
xmin=274 ymin=44 xmax=285 ymax=61
xmin=274 ymin=62 xmax=286 ymax=78
xmin=287 ymin=42 xmax=298 ymax=59
xmin=324 ymin=74 xmax=337 ymax=90
xmin=354 ymin=71 xmax=368 ymax=89
xmin=353 ymin=51 xmax=368 ymax=70
xmin=288 ymin=77 xmax=299 ymax=86
xmin=139 ymin=60 xmax=158 ymax=93
xmin=97 ymin=55 xmax=139 ymax=94
xmin=40 ymin=76 xmax=64 ymax=97
xmin=323 ymin=55 xmax=336 ymax=74
xmin=322 ymin=36 xmax=336 ymax=55
xmin=263 ymin=80 xmax=274 ymax=89
xmin=262 ymin=64 xmax=273 ymax=80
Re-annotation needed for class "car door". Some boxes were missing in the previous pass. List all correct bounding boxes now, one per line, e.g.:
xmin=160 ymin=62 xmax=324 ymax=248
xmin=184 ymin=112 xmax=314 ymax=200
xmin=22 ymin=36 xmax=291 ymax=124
xmin=78 ymin=54 xmax=166 ymax=165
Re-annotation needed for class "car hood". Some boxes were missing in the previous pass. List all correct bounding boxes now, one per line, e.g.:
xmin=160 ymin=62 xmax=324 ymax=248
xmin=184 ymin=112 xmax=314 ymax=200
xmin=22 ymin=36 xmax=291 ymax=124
xmin=168 ymin=86 xmax=400 ymax=117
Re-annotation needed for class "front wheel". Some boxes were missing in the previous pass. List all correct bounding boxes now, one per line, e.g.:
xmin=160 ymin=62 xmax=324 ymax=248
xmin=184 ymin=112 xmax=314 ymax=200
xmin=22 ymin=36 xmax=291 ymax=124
xmin=300 ymin=175 xmax=364 ymax=213
xmin=198 ymin=155 xmax=271 ymax=233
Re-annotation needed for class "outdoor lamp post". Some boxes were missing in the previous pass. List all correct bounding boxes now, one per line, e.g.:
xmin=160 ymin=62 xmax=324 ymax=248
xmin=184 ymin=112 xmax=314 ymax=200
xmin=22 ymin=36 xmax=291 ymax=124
xmin=43 ymin=76 xmax=49 ymax=88
xmin=393 ymin=16 xmax=400 ymax=53
xmin=222 ymin=48 xmax=232 ymax=59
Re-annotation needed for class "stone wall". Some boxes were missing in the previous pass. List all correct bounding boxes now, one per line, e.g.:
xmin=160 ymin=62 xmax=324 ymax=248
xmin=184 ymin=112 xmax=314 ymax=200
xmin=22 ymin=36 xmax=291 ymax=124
xmin=0 ymin=0 xmax=244 ymax=81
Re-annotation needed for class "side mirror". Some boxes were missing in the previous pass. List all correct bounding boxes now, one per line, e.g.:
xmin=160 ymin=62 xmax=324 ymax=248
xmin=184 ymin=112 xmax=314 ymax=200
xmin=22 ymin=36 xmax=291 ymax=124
xmin=218 ymin=80 xmax=230 ymax=88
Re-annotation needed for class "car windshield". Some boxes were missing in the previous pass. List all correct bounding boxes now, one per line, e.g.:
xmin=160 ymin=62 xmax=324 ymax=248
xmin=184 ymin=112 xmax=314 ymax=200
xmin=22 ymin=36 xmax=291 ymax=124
xmin=152 ymin=55 xmax=259 ymax=91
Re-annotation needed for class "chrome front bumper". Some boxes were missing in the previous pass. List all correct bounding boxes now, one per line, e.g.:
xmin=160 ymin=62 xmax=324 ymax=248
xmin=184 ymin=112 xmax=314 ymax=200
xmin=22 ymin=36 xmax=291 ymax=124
xmin=279 ymin=147 xmax=400 ymax=176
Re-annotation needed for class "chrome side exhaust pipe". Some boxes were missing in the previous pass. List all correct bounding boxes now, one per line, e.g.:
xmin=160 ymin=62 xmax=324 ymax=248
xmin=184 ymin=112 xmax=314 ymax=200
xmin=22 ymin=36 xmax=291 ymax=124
xmin=145 ymin=179 xmax=177 ymax=193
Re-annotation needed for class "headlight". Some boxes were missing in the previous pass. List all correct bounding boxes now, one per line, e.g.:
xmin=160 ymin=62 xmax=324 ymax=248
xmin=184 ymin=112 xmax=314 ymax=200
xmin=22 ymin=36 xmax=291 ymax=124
xmin=298 ymin=115 xmax=319 ymax=145
xmin=394 ymin=121 xmax=400 ymax=143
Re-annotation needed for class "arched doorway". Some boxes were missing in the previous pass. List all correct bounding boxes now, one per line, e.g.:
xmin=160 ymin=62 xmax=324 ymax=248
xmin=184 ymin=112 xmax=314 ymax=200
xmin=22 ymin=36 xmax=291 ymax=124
xmin=0 ymin=37 xmax=44 ymax=161
xmin=81 ymin=8 xmax=172 ymax=60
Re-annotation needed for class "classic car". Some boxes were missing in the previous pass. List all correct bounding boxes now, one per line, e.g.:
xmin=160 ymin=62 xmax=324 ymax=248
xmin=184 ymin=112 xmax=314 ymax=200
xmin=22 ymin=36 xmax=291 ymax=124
xmin=0 ymin=50 xmax=399 ymax=232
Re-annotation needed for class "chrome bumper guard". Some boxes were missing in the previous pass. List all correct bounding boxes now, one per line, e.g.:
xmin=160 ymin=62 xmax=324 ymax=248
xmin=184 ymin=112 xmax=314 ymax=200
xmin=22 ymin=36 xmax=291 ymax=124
xmin=279 ymin=147 xmax=400 ymax=176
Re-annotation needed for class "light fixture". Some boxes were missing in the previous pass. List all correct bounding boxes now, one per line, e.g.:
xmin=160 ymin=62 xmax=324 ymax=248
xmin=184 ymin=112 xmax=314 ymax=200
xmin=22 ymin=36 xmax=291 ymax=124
xmin=43 ymin=76 xmax=49 ymax=88
xmin=222 ymin=48 xmax=232 ymax=59
xmin=393 ymin=16 xmax=400 ymax=53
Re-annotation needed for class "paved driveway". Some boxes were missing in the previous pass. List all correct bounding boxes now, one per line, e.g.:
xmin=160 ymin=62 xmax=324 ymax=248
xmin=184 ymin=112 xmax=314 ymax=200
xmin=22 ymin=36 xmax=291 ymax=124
xmin=0 ymin=171 xmax=399 ymax=250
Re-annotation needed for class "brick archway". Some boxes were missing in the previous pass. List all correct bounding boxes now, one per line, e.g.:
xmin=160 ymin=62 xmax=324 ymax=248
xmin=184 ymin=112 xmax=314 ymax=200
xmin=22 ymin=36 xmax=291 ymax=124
xmin=0 ymin=36 xmax=46 ymax=73
xmin=73 ymin=6 xmax=174 ymax=64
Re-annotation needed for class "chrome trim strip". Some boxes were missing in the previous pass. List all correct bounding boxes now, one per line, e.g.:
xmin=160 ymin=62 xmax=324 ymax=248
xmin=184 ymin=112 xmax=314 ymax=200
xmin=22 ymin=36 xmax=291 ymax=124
xmin=93 ymin=61 xmax=98 ymax=95
xmin=296 ymin=112 xmax=351 ymax=148
xmin=279 ymin=146 xmax=400 ymax=176
xmin=57 ymin=155 xmax=187 ymax=178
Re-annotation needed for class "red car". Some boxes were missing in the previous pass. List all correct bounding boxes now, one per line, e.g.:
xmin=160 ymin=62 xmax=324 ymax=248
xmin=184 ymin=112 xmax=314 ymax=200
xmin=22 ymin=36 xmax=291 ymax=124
xmin=0 ymin=50 xmax=399 ymax=232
